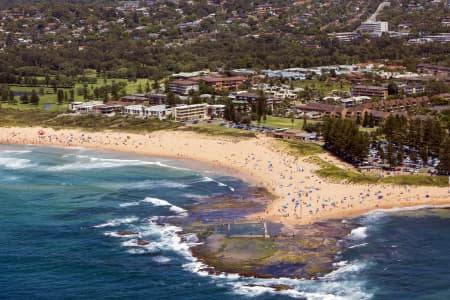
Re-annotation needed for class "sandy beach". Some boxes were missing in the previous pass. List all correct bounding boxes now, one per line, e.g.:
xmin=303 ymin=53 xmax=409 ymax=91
xmin=1 ymin=126 xmax=449 ymax=228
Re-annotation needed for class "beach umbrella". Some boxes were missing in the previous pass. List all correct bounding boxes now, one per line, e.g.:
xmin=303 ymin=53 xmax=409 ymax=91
xmin=38 ymin=129 xmax=45 ymax=136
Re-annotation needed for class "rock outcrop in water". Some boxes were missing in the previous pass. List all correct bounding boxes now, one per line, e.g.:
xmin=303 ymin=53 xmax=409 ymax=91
xmin=182 ymin=188 xmax=356 ymax=279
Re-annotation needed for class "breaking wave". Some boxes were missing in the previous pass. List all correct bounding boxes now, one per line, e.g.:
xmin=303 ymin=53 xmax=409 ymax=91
xmin=93 ymin=216 xmax=139 ymax=228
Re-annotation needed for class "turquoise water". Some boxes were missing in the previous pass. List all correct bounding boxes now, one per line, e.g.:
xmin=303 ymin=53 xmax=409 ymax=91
xmin=1 ymin=145 xmax=450 ymax=299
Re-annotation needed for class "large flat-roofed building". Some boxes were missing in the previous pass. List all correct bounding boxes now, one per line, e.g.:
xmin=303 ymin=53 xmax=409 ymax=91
xmin=328 ymin=32 xmax=360 ymax=42
xmin=352 ymin=85 xmax=388 ymax=99
xmin=358 ymin=21 xmax=388 ymax=37
xmin=197 ymin=75 xmax=247 ymax=90
xmin=169 ymin=79 xmax=199 ymax=95
xmin=120 ymin=95 xmax=149 ymax=104
xmin=147 ymin=93 xmax=167 ymax=105
xmin=417 ymin=64 xmax=450 ymax=77
xmin=123 ymin=105 xmax=170 ymax=120
xmin=173 ymin=103 xmax=207 ymax=121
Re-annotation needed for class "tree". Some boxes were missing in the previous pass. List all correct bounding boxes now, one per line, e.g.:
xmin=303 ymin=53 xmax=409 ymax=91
xmin=1 ymin=87 xmax=8 ymax=102
xmin=386 ymin=141 xmax=396 ymax=166
xmin=166 ymin=92 xmax=177 ymax=107
xmin=362 ymin=111 xmax=369 ymax=127
xmin=20 ymin=92 xmax=29 ymax=104
xmin=437 ymin=138 xmax=450 ymax=174
xmin=111 ymin=82 xmax=119 ymax=100
xmin=8 ymin=90 xmax=15 ymax=104
xmin=57 ymin=89 xmax=64 ymax=104
xmin=420 ymin=145 xmax=428 ymax=166
xmin=93 ymin=87 xmax=100 ymax=99
xmin=255 ymin=90 xmax=266 ymax=123
xmin=152 ymin=79 xmax=160 ymax=91
xmin=69 ymin=89 xmax=75 ymax=102
xmin=137 ymin=83 xmax=143 ymax=94
xmin=387 ymin=81 xmax=399 ymax=95
xmin=83 ymin=84 xmax=89 ymax=100
xmin=322 ymin=118 xmax=370 ymax=163
xmin=368 ymin=113 xmax=375 ymax=128
xmin=30 ymin=89 xmax=40 ymax=105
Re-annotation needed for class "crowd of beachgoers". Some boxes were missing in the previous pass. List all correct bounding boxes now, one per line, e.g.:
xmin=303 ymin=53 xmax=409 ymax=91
xmin=1 ymin=127 xmax=449 ymax=228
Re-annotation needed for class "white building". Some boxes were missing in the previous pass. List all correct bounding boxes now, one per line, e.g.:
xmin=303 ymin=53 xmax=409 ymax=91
xmin=328 ymin=32 xmax=360 ymax=42
xmin=358 ymin=21 xmax=389 ymax=37
xmin=173 ymin=104 xmax=208 ymax=121
xmin=339 ymin=96 xmax=370 ymax=108
xmin=71 ymin=101 xmax=103 ymax=113
xmin=169 ymin=80 xmax=199 ymax=95
xmin=123 ymin=105 xmax=170 ymax=120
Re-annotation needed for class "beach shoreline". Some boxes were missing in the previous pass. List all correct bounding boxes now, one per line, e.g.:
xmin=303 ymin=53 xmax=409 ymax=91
xmin=1 ymin=126 xmax=449 ymax=228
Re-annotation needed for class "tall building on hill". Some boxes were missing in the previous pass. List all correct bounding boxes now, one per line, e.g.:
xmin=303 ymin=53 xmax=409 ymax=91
xmin=358 ymin=21 xmax=389 ymax=37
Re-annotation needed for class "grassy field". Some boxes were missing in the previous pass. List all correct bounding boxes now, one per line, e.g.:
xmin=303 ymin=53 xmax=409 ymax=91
xmin=278 ymin=140 xmax=325 ymax=157
xmin=0 ymin=108 xmax=179 ymax=132
xmin=1 ymin=77 xmax=156 ymax=112
xmin=180 ymin=124 xmax=256 ymax=139
xmin=305 ymin=156 xmax=448 ymax=187
xmin=253 ymin=116 xmax=321 ymax=129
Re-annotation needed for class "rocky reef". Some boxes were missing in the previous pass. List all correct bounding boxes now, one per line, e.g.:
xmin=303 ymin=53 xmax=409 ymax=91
xmin=181 ymin=187 xmax=356 ymax=279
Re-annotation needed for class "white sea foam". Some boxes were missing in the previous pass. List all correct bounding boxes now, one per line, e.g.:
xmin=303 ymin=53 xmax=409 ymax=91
xmin=1 ymin=150 xmax=31 ymax=154
xmin=142 ymin=197 xmax=187 ymax=216
xmin=103 ymin=231 xmax=139 ymax=238
xmin=184 ymin=193 xmax=208 ymax=200
xmin=108 ymin=214 xmax=373 ymax=300
xmin=349 ymin=227 xmax=368 ymax=240
xmin=126 ymin=248 xmax=147 ymax=255
xmin=100 ymin=180 xmax=189 ymax=191
xmin=0 ymin=157 xmax=34 ymax=169
xmin=121 ymin=239 xmax=140 ymax=247
xmin=348 ymin=243 xmax=368 ymax=249
xmin=94 ymin=216 xmax=139 ymax=228
xmin=323 ymin=260 xmax=368 ymax=280
xmin=119 ymin=201 xmax=141 ymax=207
xmin=45 ymin=155 xmax=189 ymax=172
xmin=153 ymin=255 xmax=171 ymax=263
xmin=199 ymin=176 xmax=233 ymax=190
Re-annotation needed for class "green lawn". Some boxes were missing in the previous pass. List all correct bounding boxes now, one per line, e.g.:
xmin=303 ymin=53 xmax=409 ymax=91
xmin=181 ymin=124 xmax=256 ymax=139
xmin=253 ymin=116 xmax=320 ymax=129
xmin=279 ymin=140 xmax=325 ymax=157
xmin=305 ymin=156 xmax=448 ymax=187
xmin=1 ymin=77 xmax=160 ymax=112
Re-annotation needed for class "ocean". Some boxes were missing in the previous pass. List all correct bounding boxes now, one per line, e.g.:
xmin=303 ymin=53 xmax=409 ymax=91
xmin=1 ymin=145 xmax=450 ymax=300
